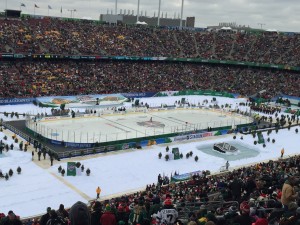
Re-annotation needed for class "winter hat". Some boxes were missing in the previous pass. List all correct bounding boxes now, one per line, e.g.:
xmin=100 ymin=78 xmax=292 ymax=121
xmin=105 ymin=204 xmax=111 ymax=211
xmin=240 ymin=201 xmax=250 ymax=214
xmin=229 ymin=206 xmax=237 ymax=213
xmin=93 ymin=201 xmax=101 ymax=209
xmin=138 ymin=199 xmax=144 ymax=206
xmin=8 ymin=211 xmax=15 ymax=218
xmin=50 ymin=210 xmax=57 ymax=218
xmin=249 ymin=207 xmax=256 ymax=216
xmin=69 ymin=201 xmax=91 ymax=225
xmin=164 ymin=198 xmax=172 ymax=206
xmin=200 ymin=204 xmax=207 ymax=210
xmin=288 ymin=202 xmax=298 ymax=211
xmin=47 ymin=207 xmax=51 ymax=213
xmin=153 ymin=197 xmax=160 ymax=204
xmin=255 ymin=218 xmax=268 ymax=225
xmin=129 ymin=203 xmax=135 ymax=211
xmin=205 ymin=222 xmax=215 ymax=225
xmin=59 ymin=204 xmax=64 ymax=210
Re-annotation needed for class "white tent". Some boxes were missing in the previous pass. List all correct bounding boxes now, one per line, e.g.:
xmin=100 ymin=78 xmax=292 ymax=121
xmin=81 ymin=17 xmax=93 ymax=20
xmin=221 ymin=26 xmax=232 ymax=30
xmin=136 ymin=21 xmax=148 ymax=25
xmin=265 ymin=28 xmax=278 ymax=33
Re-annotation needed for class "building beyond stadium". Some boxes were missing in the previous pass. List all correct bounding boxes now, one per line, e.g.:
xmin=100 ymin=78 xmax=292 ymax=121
xmin=100 ymin=13 xmax=195 ymax=27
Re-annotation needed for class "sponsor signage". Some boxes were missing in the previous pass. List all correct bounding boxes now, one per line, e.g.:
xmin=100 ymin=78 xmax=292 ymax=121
xmin=0 ymin=98 xmax=34 ymax=105
xmin=121 ymin=92 xmax=156 ymax=98
xmin=65 ymin=143 xmax=93 ymax=148
xmin=44 ymin=116 xmax=59 ymax=120
xmin=173 ymin=132 xmax=213 ymax=142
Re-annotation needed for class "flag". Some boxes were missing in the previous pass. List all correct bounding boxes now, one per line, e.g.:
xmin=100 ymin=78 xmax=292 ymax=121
xmin=20 ymin=3 xmax=26 ymax=7
xmin=34 ymin=4 xmax=39 ymax=8
xmin=67 ymin=162 xmax=76 ymax=176
xmin=48 ymin=5 xmax=52 ymax=10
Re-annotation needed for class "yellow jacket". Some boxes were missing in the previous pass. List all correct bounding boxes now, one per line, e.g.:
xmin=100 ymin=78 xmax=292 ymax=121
xmin=96 ymin=187 xmax=101 ymax=194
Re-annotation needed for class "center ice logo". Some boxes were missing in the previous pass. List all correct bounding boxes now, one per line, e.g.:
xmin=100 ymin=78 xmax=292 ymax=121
xmin=137 ymin=121 xmax=165 ymax=128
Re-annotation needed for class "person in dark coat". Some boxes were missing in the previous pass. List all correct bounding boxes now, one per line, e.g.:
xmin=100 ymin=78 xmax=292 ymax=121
xmin=229 ymin=177 xmax=243 ymax=202
xmin=69 ymin=201 xmax=91 ymax=225
xmin=0 ymin=211 xmax=22 ymax=225
xmin=46 ymin=210 xmax=66 ymax=225
xmin=149 ymin=197 xmax=162 ymax=220
xmin=40 ymin=207 xmax=51 ymax=225
xmin=100 ymin=205 xmax=117 ymax=225
xmin=116 ymin=201 xmax=129 ymax=225
xmin=244 ymin=176 xmax=257 ymax=198
xmin=232 ymin=201 xmax=254 ymax=225
xmin=56 ymin=204 xmax=69 ymax=219
xmin=91 ymin=201 xmax=102 ymax=225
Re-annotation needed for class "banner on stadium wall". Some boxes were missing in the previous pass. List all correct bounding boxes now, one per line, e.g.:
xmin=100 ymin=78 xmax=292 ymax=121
xmin=171 ymin=170 xmax=203 ymax=182
xmin=121 ymin=92 xmax=157 ymax=98
xmin=0 ymin=97 xmax=35 ymax=105
xmin=171 ymin=132 xmax=214 ymax=142
xmin=3 ymin=53 xmax=300 ymax=72
xmin=154 ymin=90 xmax=239 ymax=98
xmin=67 ymin=162 xmax=76 ymax=176
xmin=277 ymin=94 xmax=300 ymax=106
xmin=36 ymin=94 xmax=127 ymax=108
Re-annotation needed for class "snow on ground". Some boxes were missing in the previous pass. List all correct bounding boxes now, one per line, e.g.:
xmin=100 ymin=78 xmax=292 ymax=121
xmin=0 ymin=96 xmax=299 ymax=218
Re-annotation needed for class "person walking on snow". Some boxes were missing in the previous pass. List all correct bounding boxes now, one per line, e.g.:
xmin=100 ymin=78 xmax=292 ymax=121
xmin=96 ymin=186 xmax=101 ymax=199
xmin=226 ymin=161 xmax=230 ymax=170
xmin=281 ymin=148 xmax=285 ymax=158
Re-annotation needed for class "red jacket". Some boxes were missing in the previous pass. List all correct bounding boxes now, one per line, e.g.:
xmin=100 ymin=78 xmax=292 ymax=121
xmin=100 ymin=211 xmax=117 ymax=225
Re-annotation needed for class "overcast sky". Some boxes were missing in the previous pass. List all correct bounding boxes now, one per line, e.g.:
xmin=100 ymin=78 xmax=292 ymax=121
xmin=2 ymin=0 xmax=300 ymax=32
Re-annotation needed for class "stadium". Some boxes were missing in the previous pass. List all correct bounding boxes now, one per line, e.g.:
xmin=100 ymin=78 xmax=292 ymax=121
xmin=1 ymin=2 xmax=300 ymax=225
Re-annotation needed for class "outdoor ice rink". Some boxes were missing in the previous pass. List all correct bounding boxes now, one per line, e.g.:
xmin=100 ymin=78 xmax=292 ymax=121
xmin=27 ymin=109 xmax=251 ymax=143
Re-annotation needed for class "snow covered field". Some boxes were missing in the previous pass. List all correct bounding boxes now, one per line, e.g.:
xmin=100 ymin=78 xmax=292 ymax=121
xmin=0 ymin=95 xmax=299 ymax=219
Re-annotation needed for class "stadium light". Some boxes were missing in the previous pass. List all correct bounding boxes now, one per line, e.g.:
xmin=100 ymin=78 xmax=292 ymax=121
xmin=180 ymin=0 xmax=184 ymax=28
xmin=158 ymin=0 xmax=161 ymax=26
xmin=258 ymin=23 xmax=266 ymax=30
xmin=68 ymin=9 xmax=77 ymax=18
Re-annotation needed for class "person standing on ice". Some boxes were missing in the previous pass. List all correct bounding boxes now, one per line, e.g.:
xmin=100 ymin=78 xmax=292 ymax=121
xmin=226 ymin=161 xmax=230 ymax=170
xmin=96 ymin=186 xmax=101 ymax=199
xmin=281 ymin=148 xmax=285 ymax=158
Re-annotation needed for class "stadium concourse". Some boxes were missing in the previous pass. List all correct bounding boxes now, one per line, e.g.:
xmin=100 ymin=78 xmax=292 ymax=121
xmin=1 ymin=17 xmax=300 ymax=225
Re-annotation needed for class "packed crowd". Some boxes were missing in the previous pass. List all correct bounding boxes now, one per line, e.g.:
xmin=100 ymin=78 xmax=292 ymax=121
xmin=1 ymin=18 xmax=300 ymax=66
xmin=1 ymin=61 xmax=300 ymax=99
xmin=1 ymin=154 xmax=300 ymax=225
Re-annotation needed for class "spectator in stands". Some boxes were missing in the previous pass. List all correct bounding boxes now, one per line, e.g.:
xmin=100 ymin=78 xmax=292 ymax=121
xmin=229 ymin=176 xmax=243 ymax=203
xmin=40 ymin=207 xmax=51 ymax=225
xmin=281 ymin=176 xmax=299 ymax=210
xmin=232 ymin=201 xmax=253 ymax=225
xmin=69 ymin=201 xmax=91 ymax=225
xmin=149 ymin=197 xmax=162 ymax=220
xmin=128 ymin=200 xmax=148 ymax=225
xmin=100 ymin=204 xmax=116 ymax=225
xmin=156 ymin=198 xmax=178 ymax=225
xmin=46 ymin=210 xmax=66 ymax=225
xmin=91 ymin=201 xmax=102 ymax=225
xmin=0 ymin=210 xmax=22 ymax=225
xmin=56 ymin=204 xmax=69 ymax=220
